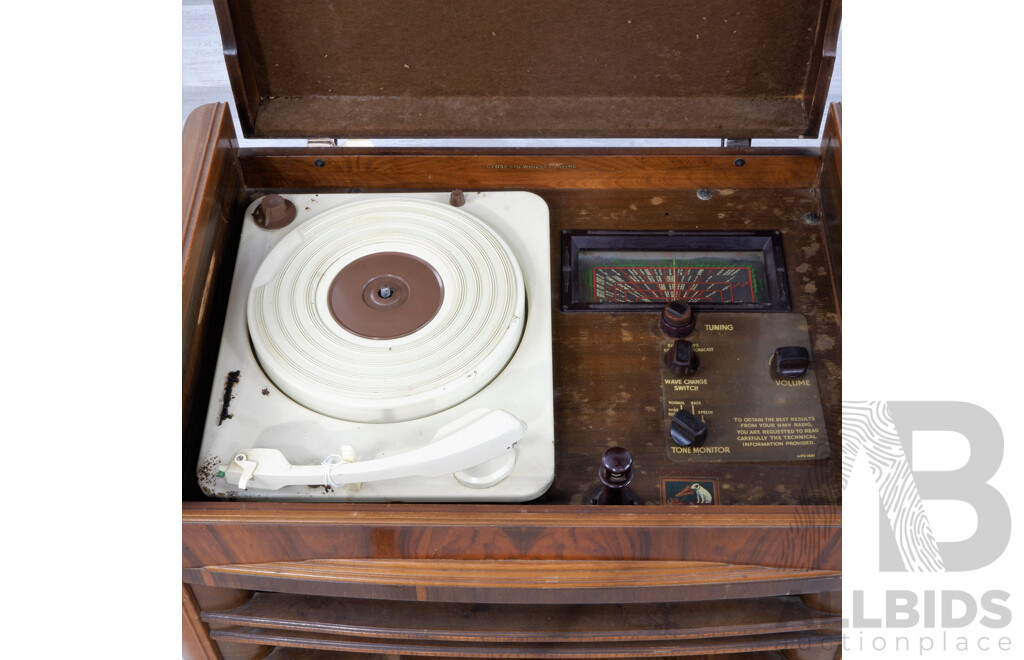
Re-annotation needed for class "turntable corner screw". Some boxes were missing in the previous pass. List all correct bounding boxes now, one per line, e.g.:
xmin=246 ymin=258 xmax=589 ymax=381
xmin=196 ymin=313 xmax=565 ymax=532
xmin=734 ymin=158 xmax=745 ymax=167
xmin=314 ymin=159 xmax=326 ymax=168
xmin=697 ymin=189 xmax=712 ymax=200
xmin=802 ymin=212 xmax=821 ymax=225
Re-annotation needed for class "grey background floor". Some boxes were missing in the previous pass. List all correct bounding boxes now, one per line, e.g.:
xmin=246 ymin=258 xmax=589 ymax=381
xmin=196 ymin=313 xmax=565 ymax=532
xmin=182 ymin=0 xmax=842 ymax=147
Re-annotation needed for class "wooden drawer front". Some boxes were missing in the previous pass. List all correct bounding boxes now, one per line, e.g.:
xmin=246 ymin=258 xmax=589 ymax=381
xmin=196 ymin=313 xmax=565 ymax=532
xmin=196 ymin=588 xmax=841 ymax=659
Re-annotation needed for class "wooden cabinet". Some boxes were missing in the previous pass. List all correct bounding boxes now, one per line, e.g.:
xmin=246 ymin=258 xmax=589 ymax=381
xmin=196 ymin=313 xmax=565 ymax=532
xmin=183 ymin=2 xmax=841 ymax=656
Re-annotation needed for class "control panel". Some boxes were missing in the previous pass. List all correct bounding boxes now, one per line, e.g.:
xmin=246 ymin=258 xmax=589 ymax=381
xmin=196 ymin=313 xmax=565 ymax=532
xmin=561 ymin=230 xmax=829 ymax=472
xmin=659 ymin=307 xmax=827 ymax=462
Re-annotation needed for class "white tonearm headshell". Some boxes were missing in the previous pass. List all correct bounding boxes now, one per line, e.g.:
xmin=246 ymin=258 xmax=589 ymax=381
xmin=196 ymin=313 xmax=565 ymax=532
xmin=219 ymin=408 xmax=525 ymax=491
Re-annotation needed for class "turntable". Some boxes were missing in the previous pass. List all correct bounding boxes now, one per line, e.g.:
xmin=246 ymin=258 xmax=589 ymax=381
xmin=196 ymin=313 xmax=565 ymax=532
xmin=199 ymin=192 xmax=554 ymax=500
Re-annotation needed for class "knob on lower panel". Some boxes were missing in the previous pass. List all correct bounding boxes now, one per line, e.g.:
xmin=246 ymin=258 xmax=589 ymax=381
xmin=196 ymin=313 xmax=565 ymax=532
xmin=670 ymin=410 xmax=707 ymax=447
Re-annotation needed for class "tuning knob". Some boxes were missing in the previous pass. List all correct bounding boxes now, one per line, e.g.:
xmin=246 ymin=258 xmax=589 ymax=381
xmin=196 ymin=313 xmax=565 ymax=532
xmin=664 ymin=339 xmax=699 ymax=377
xmin=660 ymin=301 xmax=695 ymax=337
xmin=772 ymin=346 xmax=811 ymax=378
xmin=670 ymin=410 xmax=708 ymax=448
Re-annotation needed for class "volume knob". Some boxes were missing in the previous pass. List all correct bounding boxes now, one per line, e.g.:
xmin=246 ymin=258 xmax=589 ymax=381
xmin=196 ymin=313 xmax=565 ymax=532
xmin=772 ymin=346 xmax=811 ymax=378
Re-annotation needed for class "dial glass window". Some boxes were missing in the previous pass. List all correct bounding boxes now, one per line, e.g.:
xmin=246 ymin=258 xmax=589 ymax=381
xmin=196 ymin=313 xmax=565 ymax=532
xmin=561 ymin=231 xmax=790 ymax=312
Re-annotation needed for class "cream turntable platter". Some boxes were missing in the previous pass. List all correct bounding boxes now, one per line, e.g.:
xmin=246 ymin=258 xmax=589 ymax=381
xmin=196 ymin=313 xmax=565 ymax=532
xmin=197 ymin=192 xmax=554 ymax=501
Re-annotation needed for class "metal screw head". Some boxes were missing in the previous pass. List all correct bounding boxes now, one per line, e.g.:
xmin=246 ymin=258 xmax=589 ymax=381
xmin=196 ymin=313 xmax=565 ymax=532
xmin=802 ymin=212 xmax=821 ymax=225
xmin=734 ymin=158 xmax=745 ymax=167
xmin=696 ymin=189 xmax=712 ymax=200
xmin=314 ymin=159 xmax=326 ymax=168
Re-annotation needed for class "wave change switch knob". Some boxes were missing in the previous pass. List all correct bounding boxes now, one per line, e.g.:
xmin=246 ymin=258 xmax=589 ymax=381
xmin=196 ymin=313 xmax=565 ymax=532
xmin=664 ymin=339 xmax=699 ymax=377
xmin=671 ymin=410 xmax=708 ymax=448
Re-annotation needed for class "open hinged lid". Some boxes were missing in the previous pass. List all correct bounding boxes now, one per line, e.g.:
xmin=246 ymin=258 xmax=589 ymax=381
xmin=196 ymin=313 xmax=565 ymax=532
xmin=215 ymin=0 xmax=840 ymax=140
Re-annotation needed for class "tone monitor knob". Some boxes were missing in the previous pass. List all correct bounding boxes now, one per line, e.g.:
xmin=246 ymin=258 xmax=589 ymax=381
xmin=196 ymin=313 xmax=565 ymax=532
xmin=670 ymin=410 xmax=708 ymax=448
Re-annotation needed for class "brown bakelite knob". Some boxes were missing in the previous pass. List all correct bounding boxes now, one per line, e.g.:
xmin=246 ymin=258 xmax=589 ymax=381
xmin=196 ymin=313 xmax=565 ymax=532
xmin=253 ymin=194 xmax=297 ymax=230
xmin=772 ymin=346 xmax=811 ymax=378
xmin=660 ymin=301 xmax=695 ymax=337
xmin=599 ymin=446 xmax=634 ymax=487
xmin=664 ymin=339 xmax=699 ymax=377
xmin=589 ymin=447 xmax=640 ymax=505
xmin=670 ymin=410 xmax=708 ymax=447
